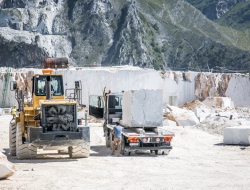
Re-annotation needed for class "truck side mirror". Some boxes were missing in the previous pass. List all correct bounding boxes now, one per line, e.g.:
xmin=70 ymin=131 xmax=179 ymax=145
xmin=10 ymin=81 xmax=17 ymax=91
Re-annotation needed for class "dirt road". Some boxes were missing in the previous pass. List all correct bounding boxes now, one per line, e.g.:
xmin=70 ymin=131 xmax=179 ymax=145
xmin=1 ymin=115 xmax=250 ymax=189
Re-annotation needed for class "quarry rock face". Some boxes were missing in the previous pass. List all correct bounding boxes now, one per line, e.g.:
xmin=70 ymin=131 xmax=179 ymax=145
xmin=202 ymin=97 xmax=233 ymax=109
xmin=224 ymin=126 xmax=250 ymax=145
xmin=122 ymin=89 xmax=163 ymax=127
xmin=186 ymin=0 xmax=246 ymax=20
xmin=0 ymin=152 xmax=15 ymax=179
xmin=0 ymin=0 xmax=250 ymax=70
xmin=2 ymin=68 xmax=250 ymax=110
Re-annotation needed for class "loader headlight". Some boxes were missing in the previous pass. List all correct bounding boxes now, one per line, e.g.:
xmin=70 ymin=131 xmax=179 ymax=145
xmin=36 ymin=107 xmax=41 ymax=111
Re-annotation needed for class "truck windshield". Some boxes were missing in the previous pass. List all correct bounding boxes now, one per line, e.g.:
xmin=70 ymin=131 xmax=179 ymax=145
xmin=108 ymin=95 xmax=122 ymax=108
xmin=35 ymin=76 xmax=64 ymax=96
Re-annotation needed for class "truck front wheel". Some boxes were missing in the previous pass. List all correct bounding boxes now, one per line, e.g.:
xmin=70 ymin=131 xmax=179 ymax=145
xmin=120 ymin=136 xmax=125 ymax=155
xmin=105 ymin=130 xmax=110 ymax=147
xmin=109 ymin=131 xmax=113 ymax=150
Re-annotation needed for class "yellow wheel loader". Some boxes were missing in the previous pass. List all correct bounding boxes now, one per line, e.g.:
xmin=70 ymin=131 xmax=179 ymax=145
xmin=9 ymin=69 xmax=90 ymax=159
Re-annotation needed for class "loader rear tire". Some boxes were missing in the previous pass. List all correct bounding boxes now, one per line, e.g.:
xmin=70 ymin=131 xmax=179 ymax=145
xmin=68 ymin=144 xmax=90 ymax=158
xmin=16 ymin=123 xmax=37 ymax=160
xmin=9 ymin=120 xmax=16 ymax=156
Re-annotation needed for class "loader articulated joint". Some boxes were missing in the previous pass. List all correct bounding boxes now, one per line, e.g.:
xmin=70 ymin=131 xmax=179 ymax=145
xmin=34 ymin=113 xmax=41 ymax=120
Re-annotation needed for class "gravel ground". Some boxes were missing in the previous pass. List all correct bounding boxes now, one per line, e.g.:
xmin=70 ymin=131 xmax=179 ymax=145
xmin=1 ymin=115 xmax=250 ymax=190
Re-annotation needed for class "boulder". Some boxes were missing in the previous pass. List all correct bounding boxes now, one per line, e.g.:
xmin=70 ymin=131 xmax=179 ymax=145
xmin=223 ymin=126 xmax=250 ymax=145
xmin=163 ymin=118 xmax=177 ymax=126
xmin=195 ymin=106 xmax=215 ymax=122
xmin=170 ymin=106 xmax=199 ymax=126
xmin=122 ymin=89 xmax=163 ymax=127
xmin=0 ymin=152 xmax=15 ymax=179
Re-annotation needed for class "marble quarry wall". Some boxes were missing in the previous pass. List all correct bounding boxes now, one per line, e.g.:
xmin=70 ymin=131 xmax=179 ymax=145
xmin=0 ymin=66 xmax=250 ymax=109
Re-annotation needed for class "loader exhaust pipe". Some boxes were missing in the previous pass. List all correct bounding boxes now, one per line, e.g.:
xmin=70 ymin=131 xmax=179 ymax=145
xmin=46 ymin=76 xmax=52 ymax=100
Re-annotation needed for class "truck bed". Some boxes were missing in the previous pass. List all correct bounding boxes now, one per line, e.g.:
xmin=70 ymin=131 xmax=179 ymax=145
xmin=106 ymin=124 xmax=174 ymax=154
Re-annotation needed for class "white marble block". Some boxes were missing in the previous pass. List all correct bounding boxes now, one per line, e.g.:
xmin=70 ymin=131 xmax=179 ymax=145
xmin=122 ymin=89 xmax=163 ymax=127
xmin=195 ymin=106 xmax=215 ymax=122
xmin=0 ymin=152 xmax=15 ymax=179
xmin=170 ymin=106 xmax=199 ymax=126
xmin=223 ymin=126 xmax=250 ymax=145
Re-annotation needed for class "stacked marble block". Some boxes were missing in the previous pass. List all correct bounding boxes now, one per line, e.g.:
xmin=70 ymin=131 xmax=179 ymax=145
xmin=224 ymin=126 xmax=250 ymax=145
xmin=122 ymin=89 xmax=163 ymax=127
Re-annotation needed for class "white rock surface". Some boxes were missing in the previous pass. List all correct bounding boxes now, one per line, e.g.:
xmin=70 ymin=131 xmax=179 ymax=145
xmin=0 ymin=152 xmax=15 ymax=179
xmin=226 ymin=74 xmax=250 ymax=107
xmin=214 ymin=111 xmax=238 ymax=119
xmin=195 ymin=106 xmax=215 ymax=122
xmin=223 ymin=126 xmax=250 ymax=145
xmin=122 ymin=89 xmax=163 ymax=127
xmin=2 ymin=68 xmax=250 ymax=110
xmin=202 ymin=97 xmax=233 ymax=108
xmin=163 ymin=118 xmax=177 ymax=126
xmin=170 ymin=106 xmax=199 ymax=126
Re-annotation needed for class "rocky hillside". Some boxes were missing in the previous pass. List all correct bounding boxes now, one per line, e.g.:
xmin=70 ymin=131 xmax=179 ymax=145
xmin=0 ymin=0 xmax=250 ymax=71
xmin=216 ymin=1 xmax=250 ymax=31
xmin=185 ymin=0 xmax=247 ymax=20
xmin=186 ymin=0 xmax=250 ymax=31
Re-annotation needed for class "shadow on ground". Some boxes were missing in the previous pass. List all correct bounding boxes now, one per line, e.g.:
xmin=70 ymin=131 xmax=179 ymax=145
xmin=213 ymin=143 xmax=250 ymax=150
xmin=90 ymin=145 xmax=167 ymax=157
xmin=2 ymin=148 xmax=78 ymax=163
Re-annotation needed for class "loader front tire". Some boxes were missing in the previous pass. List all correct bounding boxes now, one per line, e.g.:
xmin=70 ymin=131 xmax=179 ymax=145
xmin=9 ymin=120 xmax=16 ymax=156
xmin=68 ymin=144 xmax=90 ymax=158
xmin=16 ymin=123 xmax=37 ymax=160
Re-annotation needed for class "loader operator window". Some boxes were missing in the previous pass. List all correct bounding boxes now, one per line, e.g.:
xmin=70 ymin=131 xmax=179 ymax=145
xmin=35 ymin=76 xmax=64 ymax=96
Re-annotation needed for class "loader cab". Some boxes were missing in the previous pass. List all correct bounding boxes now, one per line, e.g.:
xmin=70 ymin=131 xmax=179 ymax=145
xmin=34 ymin=75 xmax=64 ymax=96
xmin=32 ymin=74 xmax=64 ymax=108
